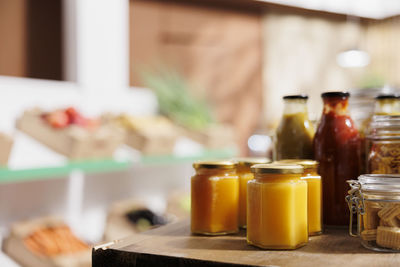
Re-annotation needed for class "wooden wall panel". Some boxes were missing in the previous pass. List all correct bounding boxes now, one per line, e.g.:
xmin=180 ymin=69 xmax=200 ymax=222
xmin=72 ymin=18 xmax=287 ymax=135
xmin=26 ymin=0 xmax=62 ymax=80
xmin=0 ymin=0 xmax=62 ymax=80
xmin=130 ymin=0 xmax=263 ymax=154
xmin=0 ymin=0 xmax=27 ymax=77
xmin=130 ymin=1 xmax=161 ymax=85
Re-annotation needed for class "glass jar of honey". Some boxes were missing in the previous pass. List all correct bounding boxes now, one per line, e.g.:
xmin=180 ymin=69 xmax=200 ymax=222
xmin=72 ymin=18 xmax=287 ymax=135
xmin=346 ymin=175 xmax=400 ymax=252
xmin=236 ymin=157 xmax=271 ymax=228
xmin=191 ymin=160 xmax=239 ymax=235
xmin=278 ymin=159 xmax=322 ymax=236
xmin=247 ymin=164 xmax=308 ymax=249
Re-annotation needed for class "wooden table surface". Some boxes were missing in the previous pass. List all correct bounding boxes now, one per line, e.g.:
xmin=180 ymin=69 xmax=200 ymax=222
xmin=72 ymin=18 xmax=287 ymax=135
xmin=92 ymin=220 xmax=400 ymax=267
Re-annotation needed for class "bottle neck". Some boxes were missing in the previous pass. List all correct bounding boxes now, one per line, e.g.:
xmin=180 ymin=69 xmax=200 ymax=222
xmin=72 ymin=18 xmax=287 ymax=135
xmin=283 ymin=99 xmax=308 ymax=115
xmin=322 ymin=96 xmax=349 ymax=115
xmin=374 ymin=99 xmax=400 ymax=115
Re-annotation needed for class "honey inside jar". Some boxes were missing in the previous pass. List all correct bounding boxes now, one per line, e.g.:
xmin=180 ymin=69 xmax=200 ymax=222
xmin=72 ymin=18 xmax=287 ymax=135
xmin=247 ymin=164 xmax=308 ymax=249
xmin=236 ymin=157 xmax=271 ymax=228
xmin=278 ymin=159 xmax=322 ymax=236
xmin=191 ymin=160 xmax=239 ymax=235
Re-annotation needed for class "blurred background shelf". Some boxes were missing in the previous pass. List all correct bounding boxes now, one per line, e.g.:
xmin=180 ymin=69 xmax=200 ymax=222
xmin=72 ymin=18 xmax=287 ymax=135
xmin=0 ymin=147 xmax=236 ymax=184
xmin=0 ymin=158 xmax=132 ymax=184
xmin=140 ymin=147 xmax=237 ymax=165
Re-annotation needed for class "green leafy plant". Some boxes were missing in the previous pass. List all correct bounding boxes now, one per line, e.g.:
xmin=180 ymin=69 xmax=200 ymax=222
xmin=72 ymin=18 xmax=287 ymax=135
xmin=141 ymin=68 xmax=214 ymax=131
xmin=358 ymin=72 xmax=385 ymax=89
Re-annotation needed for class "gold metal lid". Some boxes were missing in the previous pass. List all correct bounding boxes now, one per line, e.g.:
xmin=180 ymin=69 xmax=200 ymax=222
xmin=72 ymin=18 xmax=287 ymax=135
xmin=193 ymin=160 xmax=237 ymax=169
xmin=251 ymin=163 xmax=304 ymax=174
xmin=277 ymin=159 xmax=318 ymax=169
xmin=235 ymin=157 xmax=271 ymax=167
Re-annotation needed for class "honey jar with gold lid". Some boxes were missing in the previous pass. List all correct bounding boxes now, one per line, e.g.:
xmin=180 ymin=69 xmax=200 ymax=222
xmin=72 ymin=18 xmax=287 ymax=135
xmin=235 ymin=157 xmax=271 ymax=228
xmin=277 ymin=159 xmax=322 ymax=236
xmin=191 ymin=160 xmax=239 ymax=235
xmin=247 ymin=163 xmax=308 ymax=249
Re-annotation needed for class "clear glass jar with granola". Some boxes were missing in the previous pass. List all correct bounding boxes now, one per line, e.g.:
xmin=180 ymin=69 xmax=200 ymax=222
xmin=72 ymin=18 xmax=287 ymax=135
xmin=347 ymin=174 xmax=400 ymax=252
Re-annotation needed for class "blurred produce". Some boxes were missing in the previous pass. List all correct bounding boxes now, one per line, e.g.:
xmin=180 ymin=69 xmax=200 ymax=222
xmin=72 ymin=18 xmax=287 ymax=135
xmin=109 ymin=114 xmax=178 ymax=155
xmin=24 ymin=226 xmax=88 ymax=256
xmin=104 ymin=199 xmax=170 ymax=242
xmin=42 ymin=107 xmax=99 ymax=130
xmin=17 ymin=108 xmax=124 ymax=159
xmin=358 ymin=73 xmax=385 ymax=90
xmin=126 ymin=209 xmax=168 ymax=232
xmin=3 ymin=216 xmax=91 ymax=267
xmin=0 ymin=132 xmax=13 ymax=166
xmin=142 ymin=69 xmax=236 ymax=149
xmin=141 ymin=69 xmax=213 ymax=132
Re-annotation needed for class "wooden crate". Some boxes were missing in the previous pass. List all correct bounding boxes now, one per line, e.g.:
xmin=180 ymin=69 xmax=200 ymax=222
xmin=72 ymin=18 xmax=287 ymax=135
xmin=0 ymin=132 xmax=13 ymax=166
xmin=4 ymin=217 xmax=91 ymax=267
xmin=16 ymin=109 xmax=124 ymax=159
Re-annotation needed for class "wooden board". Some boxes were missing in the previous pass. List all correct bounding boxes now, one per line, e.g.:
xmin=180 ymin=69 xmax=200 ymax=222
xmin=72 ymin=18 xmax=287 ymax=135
xmin=92 ymin=220 xmax=400 ymax=267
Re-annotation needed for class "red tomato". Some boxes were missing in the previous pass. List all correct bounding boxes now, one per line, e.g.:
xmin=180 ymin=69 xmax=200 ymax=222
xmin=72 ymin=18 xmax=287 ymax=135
xmin=65 ymin=107 xmax=80 ymax=124
xmin=45 ymin=110 xmax=69 ymax=129
xmin=71 ymin=115 xmax=88 ymax=126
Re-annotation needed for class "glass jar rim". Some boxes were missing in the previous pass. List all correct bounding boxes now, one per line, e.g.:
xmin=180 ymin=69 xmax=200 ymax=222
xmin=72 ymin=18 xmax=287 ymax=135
xmin=367 ymin=115 xmax=400 ymax=139
xmin=321 ymin=91 xmax=349 ymax=98
xmin=235 ymin=157 xmax=271 ymax=167
xmin=358 ymin=174 xmax=400 ymax=192
xmin=371 ymin=115 xmax=400 ymax=121
xmin=276 ymin=159 xmax=318 ymax=169
xmin=193 ymin=160 xmax=237 ymax=169
xmin=251 ymin=163 xmax=303 ymax=174
xmin=375 ymin=94 xmax=400 ymax=100
xmin=283 ymin=94 xmax=308 ymax=100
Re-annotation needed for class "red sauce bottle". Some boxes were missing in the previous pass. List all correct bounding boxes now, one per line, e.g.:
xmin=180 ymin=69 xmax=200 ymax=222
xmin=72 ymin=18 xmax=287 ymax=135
xmin=314 ymin=92 xmax=361 ymax=226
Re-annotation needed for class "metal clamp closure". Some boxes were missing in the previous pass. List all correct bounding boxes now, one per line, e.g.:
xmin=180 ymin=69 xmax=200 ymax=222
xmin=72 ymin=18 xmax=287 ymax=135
xmin=345 ymin=180 xmax=365 ymax=237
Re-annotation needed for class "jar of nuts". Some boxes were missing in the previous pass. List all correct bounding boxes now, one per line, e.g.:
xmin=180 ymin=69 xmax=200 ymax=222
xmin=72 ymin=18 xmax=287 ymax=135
xmin=346 ymin=175 xmax=400 ymax=252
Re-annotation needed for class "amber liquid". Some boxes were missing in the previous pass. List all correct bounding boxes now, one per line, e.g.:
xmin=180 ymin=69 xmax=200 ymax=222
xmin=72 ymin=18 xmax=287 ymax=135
xmin=191 ymin=168 xmax=239 ymax=235
xmin=314 ymin=97 xmax=361 ymax=225
xmin=238 ymin=168 xmax=253 ymax=228
xmin=247 ymin=174 xmax=308 ymax=249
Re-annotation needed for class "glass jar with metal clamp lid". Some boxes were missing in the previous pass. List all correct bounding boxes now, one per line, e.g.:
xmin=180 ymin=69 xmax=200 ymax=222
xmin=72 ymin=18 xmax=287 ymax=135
xmin=346 ymin=174 xmax=400 ymax=252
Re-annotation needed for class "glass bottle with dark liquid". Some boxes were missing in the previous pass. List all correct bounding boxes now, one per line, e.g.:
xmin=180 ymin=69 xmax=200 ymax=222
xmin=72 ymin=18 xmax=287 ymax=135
xmin=314 ymin=92 xmax=361 ymax=225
